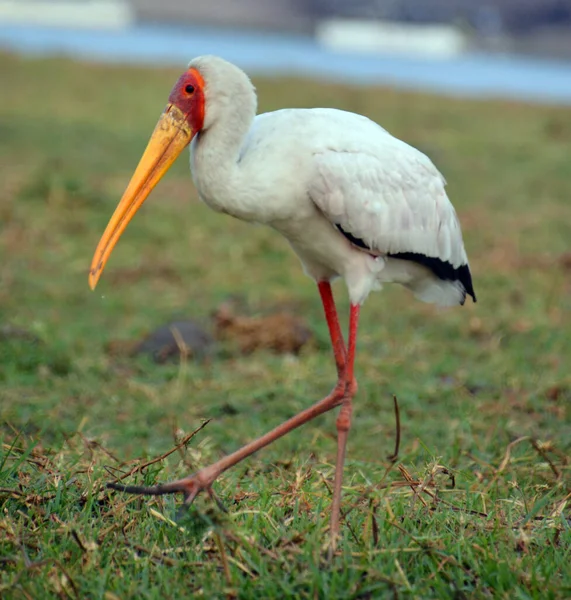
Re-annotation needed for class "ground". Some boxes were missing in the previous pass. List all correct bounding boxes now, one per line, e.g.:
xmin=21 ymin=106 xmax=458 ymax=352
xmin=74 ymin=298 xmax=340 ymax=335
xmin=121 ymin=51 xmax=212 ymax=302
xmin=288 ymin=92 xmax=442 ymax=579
xmin=0 ymin=52 xmax=570 ymax=599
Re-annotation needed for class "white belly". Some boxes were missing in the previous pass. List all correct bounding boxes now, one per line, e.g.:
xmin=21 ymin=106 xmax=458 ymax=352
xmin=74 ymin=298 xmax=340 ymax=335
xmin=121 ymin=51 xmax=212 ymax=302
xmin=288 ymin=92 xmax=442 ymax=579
xmin=270 ymin=208 xmax=386 ymax=304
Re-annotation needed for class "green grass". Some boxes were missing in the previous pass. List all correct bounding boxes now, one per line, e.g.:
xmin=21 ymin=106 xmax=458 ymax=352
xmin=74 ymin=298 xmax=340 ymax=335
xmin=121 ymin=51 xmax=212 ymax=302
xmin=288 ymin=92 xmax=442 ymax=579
xmin=1 ymin=52 xmax=570 ymax=599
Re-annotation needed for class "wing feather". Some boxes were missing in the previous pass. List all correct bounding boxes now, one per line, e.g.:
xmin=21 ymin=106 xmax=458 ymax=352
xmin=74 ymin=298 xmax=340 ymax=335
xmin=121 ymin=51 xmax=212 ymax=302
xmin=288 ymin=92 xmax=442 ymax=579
xmin=309 ymin=145 xmax=468 ymax=269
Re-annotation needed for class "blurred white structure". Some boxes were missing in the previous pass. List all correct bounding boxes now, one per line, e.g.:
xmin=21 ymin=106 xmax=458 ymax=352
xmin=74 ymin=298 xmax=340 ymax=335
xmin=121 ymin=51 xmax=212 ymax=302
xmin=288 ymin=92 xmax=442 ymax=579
xmin=316 ymin=19 xmax=467 ymax=58
xmin=0 ymin=0 xmax=311 ymax=32
xmin=0 ymin=0 xmax=133 ymax=29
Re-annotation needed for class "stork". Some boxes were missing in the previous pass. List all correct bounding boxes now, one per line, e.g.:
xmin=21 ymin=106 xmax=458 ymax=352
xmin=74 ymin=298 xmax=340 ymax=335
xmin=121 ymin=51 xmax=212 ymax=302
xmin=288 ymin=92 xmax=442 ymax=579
xmin=89 ymin=56 xmax=475 ymax=546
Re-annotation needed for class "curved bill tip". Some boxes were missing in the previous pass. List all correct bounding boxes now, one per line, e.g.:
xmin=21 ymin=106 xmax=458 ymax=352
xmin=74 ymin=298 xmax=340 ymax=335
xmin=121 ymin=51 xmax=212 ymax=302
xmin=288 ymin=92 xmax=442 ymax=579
xmin=89 ymin=265 xmax=102 ymax=290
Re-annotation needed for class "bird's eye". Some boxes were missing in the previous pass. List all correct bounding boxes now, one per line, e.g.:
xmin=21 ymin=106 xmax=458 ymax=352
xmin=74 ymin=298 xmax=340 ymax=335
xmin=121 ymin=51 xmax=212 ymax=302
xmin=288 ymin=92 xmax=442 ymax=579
xmin=185 ymin=84 xmax=195 ymax=94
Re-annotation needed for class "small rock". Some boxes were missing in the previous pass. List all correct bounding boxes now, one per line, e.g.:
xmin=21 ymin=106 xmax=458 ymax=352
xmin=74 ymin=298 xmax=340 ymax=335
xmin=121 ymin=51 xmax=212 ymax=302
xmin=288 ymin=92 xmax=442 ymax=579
xmin=134 ymin=320 xmax=214 ymax=364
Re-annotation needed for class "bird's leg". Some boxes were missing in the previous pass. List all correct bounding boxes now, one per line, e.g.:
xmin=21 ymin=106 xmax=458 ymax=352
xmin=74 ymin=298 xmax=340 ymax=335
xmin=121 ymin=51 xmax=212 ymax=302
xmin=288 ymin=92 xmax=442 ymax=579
xmin=329 ymin=303 xmax=360 ymax=551
xmin=106 ymin=282 xmax=355 ymax=520
xmin=318 ymin=281 xmax=347 ymax=376
xmin=108 ymin=383 xmax=347 ymax=501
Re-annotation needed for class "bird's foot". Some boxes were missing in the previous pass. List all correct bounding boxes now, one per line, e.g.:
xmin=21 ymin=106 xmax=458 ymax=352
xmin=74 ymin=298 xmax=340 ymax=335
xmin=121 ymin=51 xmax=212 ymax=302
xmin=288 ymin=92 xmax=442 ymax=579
xmin=107 ymin=468 xmax=226 ymax=510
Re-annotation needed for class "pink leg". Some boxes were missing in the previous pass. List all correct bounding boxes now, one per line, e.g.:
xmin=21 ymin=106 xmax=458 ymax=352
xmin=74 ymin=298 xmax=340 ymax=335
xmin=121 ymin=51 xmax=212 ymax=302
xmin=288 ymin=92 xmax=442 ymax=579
xmin=318 ymin=281 xmax=347 ymax=376
xmin=107 ymin=282 xmax=359 ymax=540
xmin=329 ymin=303 xmax=360 ymax=548
xmin=109 ymin=382 xmax=348 ymax=503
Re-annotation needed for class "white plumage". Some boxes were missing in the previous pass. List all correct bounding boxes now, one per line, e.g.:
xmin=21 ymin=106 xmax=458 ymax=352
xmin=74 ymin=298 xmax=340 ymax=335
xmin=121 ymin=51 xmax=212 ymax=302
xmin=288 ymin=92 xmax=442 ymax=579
xmin=189 ymin=57 xmax=475 ymax=307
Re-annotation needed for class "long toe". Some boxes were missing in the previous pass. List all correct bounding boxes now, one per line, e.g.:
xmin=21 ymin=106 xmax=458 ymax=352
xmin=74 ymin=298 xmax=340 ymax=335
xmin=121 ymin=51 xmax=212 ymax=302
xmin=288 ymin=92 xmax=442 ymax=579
xmin=107 ymin=472 xmax=210 ymax=502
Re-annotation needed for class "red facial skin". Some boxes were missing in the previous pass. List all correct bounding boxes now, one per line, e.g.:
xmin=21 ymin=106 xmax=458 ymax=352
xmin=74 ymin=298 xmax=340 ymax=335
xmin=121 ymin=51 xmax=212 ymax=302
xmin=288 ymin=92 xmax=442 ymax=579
xmin=168 ymin=67 xmax=205 ymax=133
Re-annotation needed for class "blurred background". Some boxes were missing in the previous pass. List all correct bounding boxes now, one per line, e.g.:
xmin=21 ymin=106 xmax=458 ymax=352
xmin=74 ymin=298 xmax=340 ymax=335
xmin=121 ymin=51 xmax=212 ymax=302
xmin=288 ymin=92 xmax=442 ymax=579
xmin=2 ymin=0 xmax=571 ymax=101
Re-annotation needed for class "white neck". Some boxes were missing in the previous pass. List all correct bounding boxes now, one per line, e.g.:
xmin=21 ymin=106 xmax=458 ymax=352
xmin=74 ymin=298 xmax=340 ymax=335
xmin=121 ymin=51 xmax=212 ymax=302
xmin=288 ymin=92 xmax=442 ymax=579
xmin=193 ymin=104 xmax=252 ymax=178
xmin=189 ymin=69 xmax=257 ymax=219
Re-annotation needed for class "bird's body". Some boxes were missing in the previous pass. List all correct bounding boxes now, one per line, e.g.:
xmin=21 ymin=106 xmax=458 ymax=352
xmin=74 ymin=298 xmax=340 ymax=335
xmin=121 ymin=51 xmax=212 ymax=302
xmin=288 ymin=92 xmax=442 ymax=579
xmin=187 ymin=58 xmax=473 ymax=306
xmin=90 ymin=56 xmax=475 ymax=550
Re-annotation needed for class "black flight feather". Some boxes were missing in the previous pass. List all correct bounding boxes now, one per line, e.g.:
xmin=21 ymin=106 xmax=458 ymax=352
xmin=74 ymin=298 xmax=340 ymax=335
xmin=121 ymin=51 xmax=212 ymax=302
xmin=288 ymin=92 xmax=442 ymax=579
xmin=335 ymin=223 xmax=476 ymax=303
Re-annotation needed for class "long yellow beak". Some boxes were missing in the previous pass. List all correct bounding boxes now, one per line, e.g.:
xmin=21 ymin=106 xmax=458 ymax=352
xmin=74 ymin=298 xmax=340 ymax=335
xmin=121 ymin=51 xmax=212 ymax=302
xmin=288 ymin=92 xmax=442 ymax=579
xmin=89 ymin=104 xmax=193 ymax=290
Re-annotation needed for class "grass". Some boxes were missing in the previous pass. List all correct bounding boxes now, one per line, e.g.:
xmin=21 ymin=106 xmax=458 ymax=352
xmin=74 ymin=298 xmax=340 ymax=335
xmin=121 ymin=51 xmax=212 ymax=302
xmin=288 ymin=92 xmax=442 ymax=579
xmin=1 ymin=51 xmax=570 ymax=598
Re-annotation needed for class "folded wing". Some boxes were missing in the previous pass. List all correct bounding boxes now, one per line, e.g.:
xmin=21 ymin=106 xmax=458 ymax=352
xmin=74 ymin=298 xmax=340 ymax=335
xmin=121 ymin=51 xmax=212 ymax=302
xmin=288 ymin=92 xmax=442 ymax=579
xmin=308 ymin=143 xmax=475 ymax=303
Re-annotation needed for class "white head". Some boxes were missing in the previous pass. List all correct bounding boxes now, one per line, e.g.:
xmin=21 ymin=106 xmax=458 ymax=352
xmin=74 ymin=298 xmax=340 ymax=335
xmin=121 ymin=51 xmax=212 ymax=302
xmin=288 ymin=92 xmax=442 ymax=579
xmin=188 ymin=55 xmax=257 ymax=131
xmin=88 ymin=55 xmax=257 ymax=289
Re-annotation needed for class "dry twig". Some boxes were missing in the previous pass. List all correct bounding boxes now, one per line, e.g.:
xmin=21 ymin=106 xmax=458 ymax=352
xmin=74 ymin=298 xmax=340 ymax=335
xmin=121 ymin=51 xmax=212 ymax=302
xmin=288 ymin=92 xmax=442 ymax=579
xmin=106 ymin=419 xmax=211 ymax=484
xmin=387 ymin=395 xmax=401 ymax=462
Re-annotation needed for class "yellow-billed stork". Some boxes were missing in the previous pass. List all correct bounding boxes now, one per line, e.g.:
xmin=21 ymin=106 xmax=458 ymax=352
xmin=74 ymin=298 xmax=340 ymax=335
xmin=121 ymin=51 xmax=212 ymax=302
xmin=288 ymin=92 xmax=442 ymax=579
xmin=89 ymin=56 xmax=476 ymax=546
